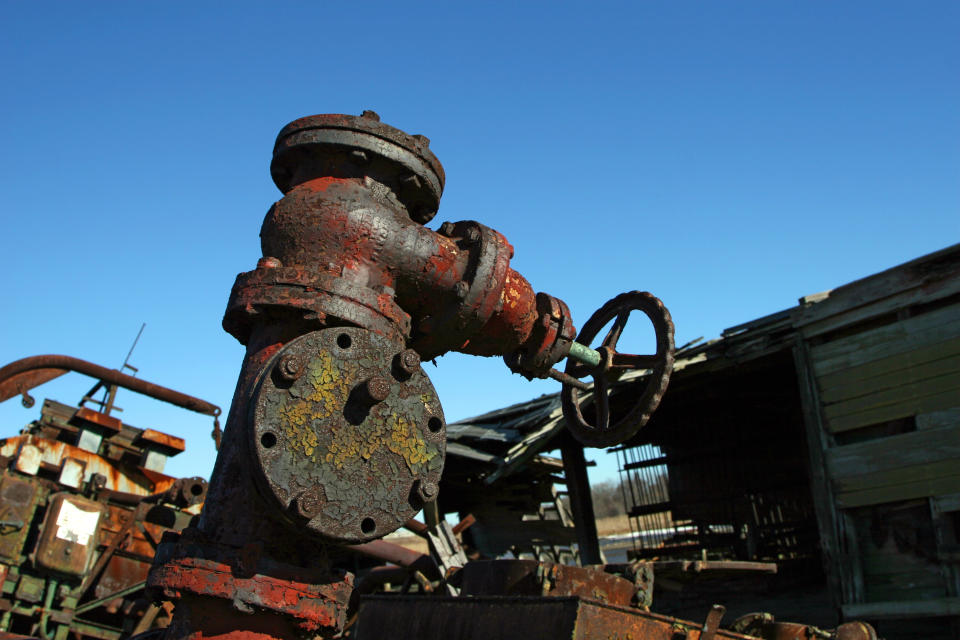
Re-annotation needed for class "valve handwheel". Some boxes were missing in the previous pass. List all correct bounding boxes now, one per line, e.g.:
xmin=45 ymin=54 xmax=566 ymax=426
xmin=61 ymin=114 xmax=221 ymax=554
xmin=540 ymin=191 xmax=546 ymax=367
xmin=560 ymin=291 xmax=675 ymax=448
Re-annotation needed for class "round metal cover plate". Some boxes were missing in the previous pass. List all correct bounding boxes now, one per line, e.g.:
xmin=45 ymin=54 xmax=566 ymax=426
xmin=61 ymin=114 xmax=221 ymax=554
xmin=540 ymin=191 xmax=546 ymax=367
xmin=249 ymin=327 xmax=445 ymax=543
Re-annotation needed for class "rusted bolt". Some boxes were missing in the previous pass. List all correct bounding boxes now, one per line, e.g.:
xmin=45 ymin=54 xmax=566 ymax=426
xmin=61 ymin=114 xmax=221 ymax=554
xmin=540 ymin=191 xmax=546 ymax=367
xmin=359 ymin=376 xmax=391 ymax=405
xmin=396 ymin=349 xmax=421 ymax=377
xmin=257 ymin=256 xmax=283 ymax=269
xmin=453 ymin=280 xmax=469 ymax=300
xmin=439 ymin=221 xmax=455 ymax=237
xmin=295 ymin=490 xmax=323 ymax=519
xmin=277 ymin=353 xmax=304 ymax=382
xmin=360 ymin=110 xmax=380 ymax=121
xmin=463 ymin=226 xmax=481 ymax=244
xmin=416 ymin=479 xmax=438 ymax=502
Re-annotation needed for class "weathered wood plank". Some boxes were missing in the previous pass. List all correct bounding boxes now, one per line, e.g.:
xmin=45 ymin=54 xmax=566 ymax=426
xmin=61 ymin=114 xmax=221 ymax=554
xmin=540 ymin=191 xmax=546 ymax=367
xmin=795 ymin=243 xmax=960 ymax=332
xmin=835 ymin=470 xmax=960 ymax=508
xmin=798 ymin=274 xmax=960 ymax=339
xmin=833 ymin=459 xmax=958 ymax=495
xmin=817 ymin=336 xmax=960 ymax=402
xmin=842 ymin=596 xmax=960 ymax=620
xmin=917 ymin=407 xmax=960 ymax=431
xmin=791 ymin=337 xmax=848 ymax=607
xmin=810 ymin=303 xmax=960 ymax=377
xmin=932 ymin=492 xmax=960 ymax=513
xmin=825 ymin=424 xmax=960 ymax=479
xmin=823 ymin=370 xmax=960 ymax=421
xmin=826 ymin=387 xmax=960 ymax=433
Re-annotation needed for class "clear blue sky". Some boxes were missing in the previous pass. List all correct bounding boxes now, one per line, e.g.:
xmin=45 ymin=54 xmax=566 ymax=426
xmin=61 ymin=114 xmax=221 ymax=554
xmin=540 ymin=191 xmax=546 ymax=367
xmin=1 ymin=2 xmax=957 ymax=484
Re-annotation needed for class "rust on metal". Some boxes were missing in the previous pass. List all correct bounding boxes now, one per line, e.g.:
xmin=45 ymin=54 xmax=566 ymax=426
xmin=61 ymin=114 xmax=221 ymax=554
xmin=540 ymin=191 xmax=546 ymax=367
xmin=152 ymin=110 xmax=875 ymax=640
xmin=0 ymin=356 xmax=218 ymax=640
xmin=148 ymin=534 xmax=353 ymax=636
xmin=249 ymin=326 xmax=445 ymax=543
xmin=74 ymin=406 xmax=123 ymax=432
xmin=0 ymin=435 xmax=178 ymax=494
xmin=0 ymin=355 xmax=221 ymax=417
xmin=459 ymin=559 xmax=637 ymax=606
xmin=138 ymin=429 xmax=187 ymax=453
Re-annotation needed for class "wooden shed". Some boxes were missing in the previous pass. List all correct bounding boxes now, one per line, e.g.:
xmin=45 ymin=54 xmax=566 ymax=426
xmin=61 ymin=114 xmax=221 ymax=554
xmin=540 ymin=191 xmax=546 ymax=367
xmin=612 ymin=243 xmax=960 ymax=637
xmin=444 ymin=243 xmax=960 ymax=638
xmin=793 ymin=243 xmax=960 ymax=626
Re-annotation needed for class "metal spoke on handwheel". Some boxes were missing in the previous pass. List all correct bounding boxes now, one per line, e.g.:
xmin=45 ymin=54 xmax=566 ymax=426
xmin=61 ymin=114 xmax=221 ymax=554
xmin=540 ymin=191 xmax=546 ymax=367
xmin=601 ymin=311 xmax=629 ymax=349
xmin=559 ymin=291 xmax=675 ymax=448
xmin=610 ymin=353 xmax=661 ymax=370
xmin=593 ymin=374 xmax=610 ymax=431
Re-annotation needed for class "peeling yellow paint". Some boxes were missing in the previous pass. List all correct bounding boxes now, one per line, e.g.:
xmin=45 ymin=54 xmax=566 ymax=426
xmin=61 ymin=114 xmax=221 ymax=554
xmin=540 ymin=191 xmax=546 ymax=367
xmin=325 ymin=412 xmax=437 ymax=472
xmin=275 ymin=349 xmax=438 ymax=473
xmin=279 ymin=351 xmax=349 ymax=462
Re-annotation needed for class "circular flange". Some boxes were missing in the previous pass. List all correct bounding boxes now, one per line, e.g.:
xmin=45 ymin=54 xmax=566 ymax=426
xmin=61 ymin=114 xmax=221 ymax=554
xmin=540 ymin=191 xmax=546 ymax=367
xmin=249 ymin=327 xmax=445 ymax=543
xmin=270 ymin=111 xmax=445 ymax=223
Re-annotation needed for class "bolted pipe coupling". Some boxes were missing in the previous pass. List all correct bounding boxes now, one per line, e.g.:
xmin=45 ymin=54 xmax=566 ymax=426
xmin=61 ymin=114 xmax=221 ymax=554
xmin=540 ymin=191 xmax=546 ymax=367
xmin=270 ymin=110 xmax=444 ymax=224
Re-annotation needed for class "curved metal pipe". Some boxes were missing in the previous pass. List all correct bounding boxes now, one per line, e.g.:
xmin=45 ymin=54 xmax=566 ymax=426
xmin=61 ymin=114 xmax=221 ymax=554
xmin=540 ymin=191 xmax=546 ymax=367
xmin=0 ymin=355 xmax=221 ymax=417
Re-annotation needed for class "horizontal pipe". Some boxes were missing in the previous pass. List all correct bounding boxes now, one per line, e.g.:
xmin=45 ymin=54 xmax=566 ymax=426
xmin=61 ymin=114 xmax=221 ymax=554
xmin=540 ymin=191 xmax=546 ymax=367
xmin=345 ymin=539 xmax=439 ymax=579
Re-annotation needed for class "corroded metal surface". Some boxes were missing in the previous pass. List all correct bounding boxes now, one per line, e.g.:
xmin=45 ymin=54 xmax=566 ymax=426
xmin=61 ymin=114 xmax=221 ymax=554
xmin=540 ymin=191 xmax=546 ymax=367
xmin=0 ymin=356 xmax=218 ymax=640
xmin=0 ymin=435 xmax=179 ymax=495
xmin=155 ymin=111 xmax=682 ymax=640
xmin=34 ymin=493 xmax=106 ymax=576
xmin=250 ymin=327 xmax=445 ymax=543
xmin=0 ymin=475 xmax=38 ymax=560
xmin=729 ymin=613 xmax=879 ymax=640
xmin=459 ymin=559 xmax=637 ymax=606
xmin=148 ymin=536 xmax=352 ymax=638
xmin=271 ymin=110 xmax=445 ymax=223
xmin=0 ymin=356 xmax=221 ymax=417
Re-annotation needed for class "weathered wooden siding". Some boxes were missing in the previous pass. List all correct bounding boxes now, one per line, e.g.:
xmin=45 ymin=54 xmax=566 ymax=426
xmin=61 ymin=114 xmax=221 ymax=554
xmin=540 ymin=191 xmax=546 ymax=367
xmin=794 ymin=244 xmax=960 ymax=626
xmin=825 ymin=420 xmax=960 ymax=508
xmin=811 ymin=304 xmax=960 ymax=434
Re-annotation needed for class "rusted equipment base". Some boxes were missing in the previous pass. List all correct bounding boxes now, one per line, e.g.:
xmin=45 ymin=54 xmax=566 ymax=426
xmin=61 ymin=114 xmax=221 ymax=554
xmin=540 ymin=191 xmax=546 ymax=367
xmin=148 ymin=534 xmax=352 ymax=640
xmin=459 ymin=560 xmax=636 ymax=606
xmin=354 ymin=595 xmax=755 ymax=639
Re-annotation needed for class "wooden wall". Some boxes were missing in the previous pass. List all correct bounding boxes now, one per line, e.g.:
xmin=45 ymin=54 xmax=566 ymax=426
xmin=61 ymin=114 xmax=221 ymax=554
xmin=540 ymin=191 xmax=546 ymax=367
xmin=794 ymin=244 xmax=960 ymax=627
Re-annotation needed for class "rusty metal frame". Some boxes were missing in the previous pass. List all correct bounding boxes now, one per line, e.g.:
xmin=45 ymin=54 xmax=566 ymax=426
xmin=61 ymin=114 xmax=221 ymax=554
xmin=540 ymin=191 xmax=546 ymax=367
xmin=0 ymin=355 xmax=221 ymax=417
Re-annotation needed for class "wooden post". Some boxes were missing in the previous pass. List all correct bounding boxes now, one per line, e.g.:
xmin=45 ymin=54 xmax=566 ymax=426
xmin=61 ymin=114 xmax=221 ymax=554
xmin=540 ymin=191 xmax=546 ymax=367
xmin=792 ymin=335 xmax=852 ymax=616
xmin=561 ymin=432 xmax=602 ymax=565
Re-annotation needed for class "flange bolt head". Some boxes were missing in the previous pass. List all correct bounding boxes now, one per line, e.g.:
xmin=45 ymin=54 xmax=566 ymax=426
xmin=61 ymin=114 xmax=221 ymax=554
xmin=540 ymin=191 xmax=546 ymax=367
xmin=398 ymin=349 xmax=421 ymax=376
xmin=417 ymin=480 xmax=439 ymax=501
xmin=278 ymin=354 xmax=304 ymax=382
xmin=361 ymin=376 xmax=392 ymax=404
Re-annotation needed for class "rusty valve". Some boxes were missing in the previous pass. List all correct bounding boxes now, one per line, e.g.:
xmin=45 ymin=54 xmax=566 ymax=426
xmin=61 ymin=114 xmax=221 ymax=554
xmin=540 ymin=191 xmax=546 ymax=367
xmin=149 ymin=110 xmax=675 ymax=640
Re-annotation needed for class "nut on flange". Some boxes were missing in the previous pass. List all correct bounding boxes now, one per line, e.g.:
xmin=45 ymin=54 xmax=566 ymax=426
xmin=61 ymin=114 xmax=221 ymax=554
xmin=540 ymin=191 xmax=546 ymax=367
xmin=249 ymin=327 xmax=445 ymax=544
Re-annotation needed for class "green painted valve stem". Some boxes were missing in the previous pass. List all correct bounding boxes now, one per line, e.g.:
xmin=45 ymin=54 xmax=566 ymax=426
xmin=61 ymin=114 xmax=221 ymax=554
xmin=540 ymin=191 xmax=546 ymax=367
xmin=567 ymin=341 xmax=602 ymax=367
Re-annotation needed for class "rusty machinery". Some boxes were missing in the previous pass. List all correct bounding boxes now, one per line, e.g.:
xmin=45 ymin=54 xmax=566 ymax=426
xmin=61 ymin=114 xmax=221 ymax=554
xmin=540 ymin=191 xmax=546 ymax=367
xmin=0 ymin=355 xmax=220 ymax=640
xmin=142 ymin=111 xmax=876 ymax=640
